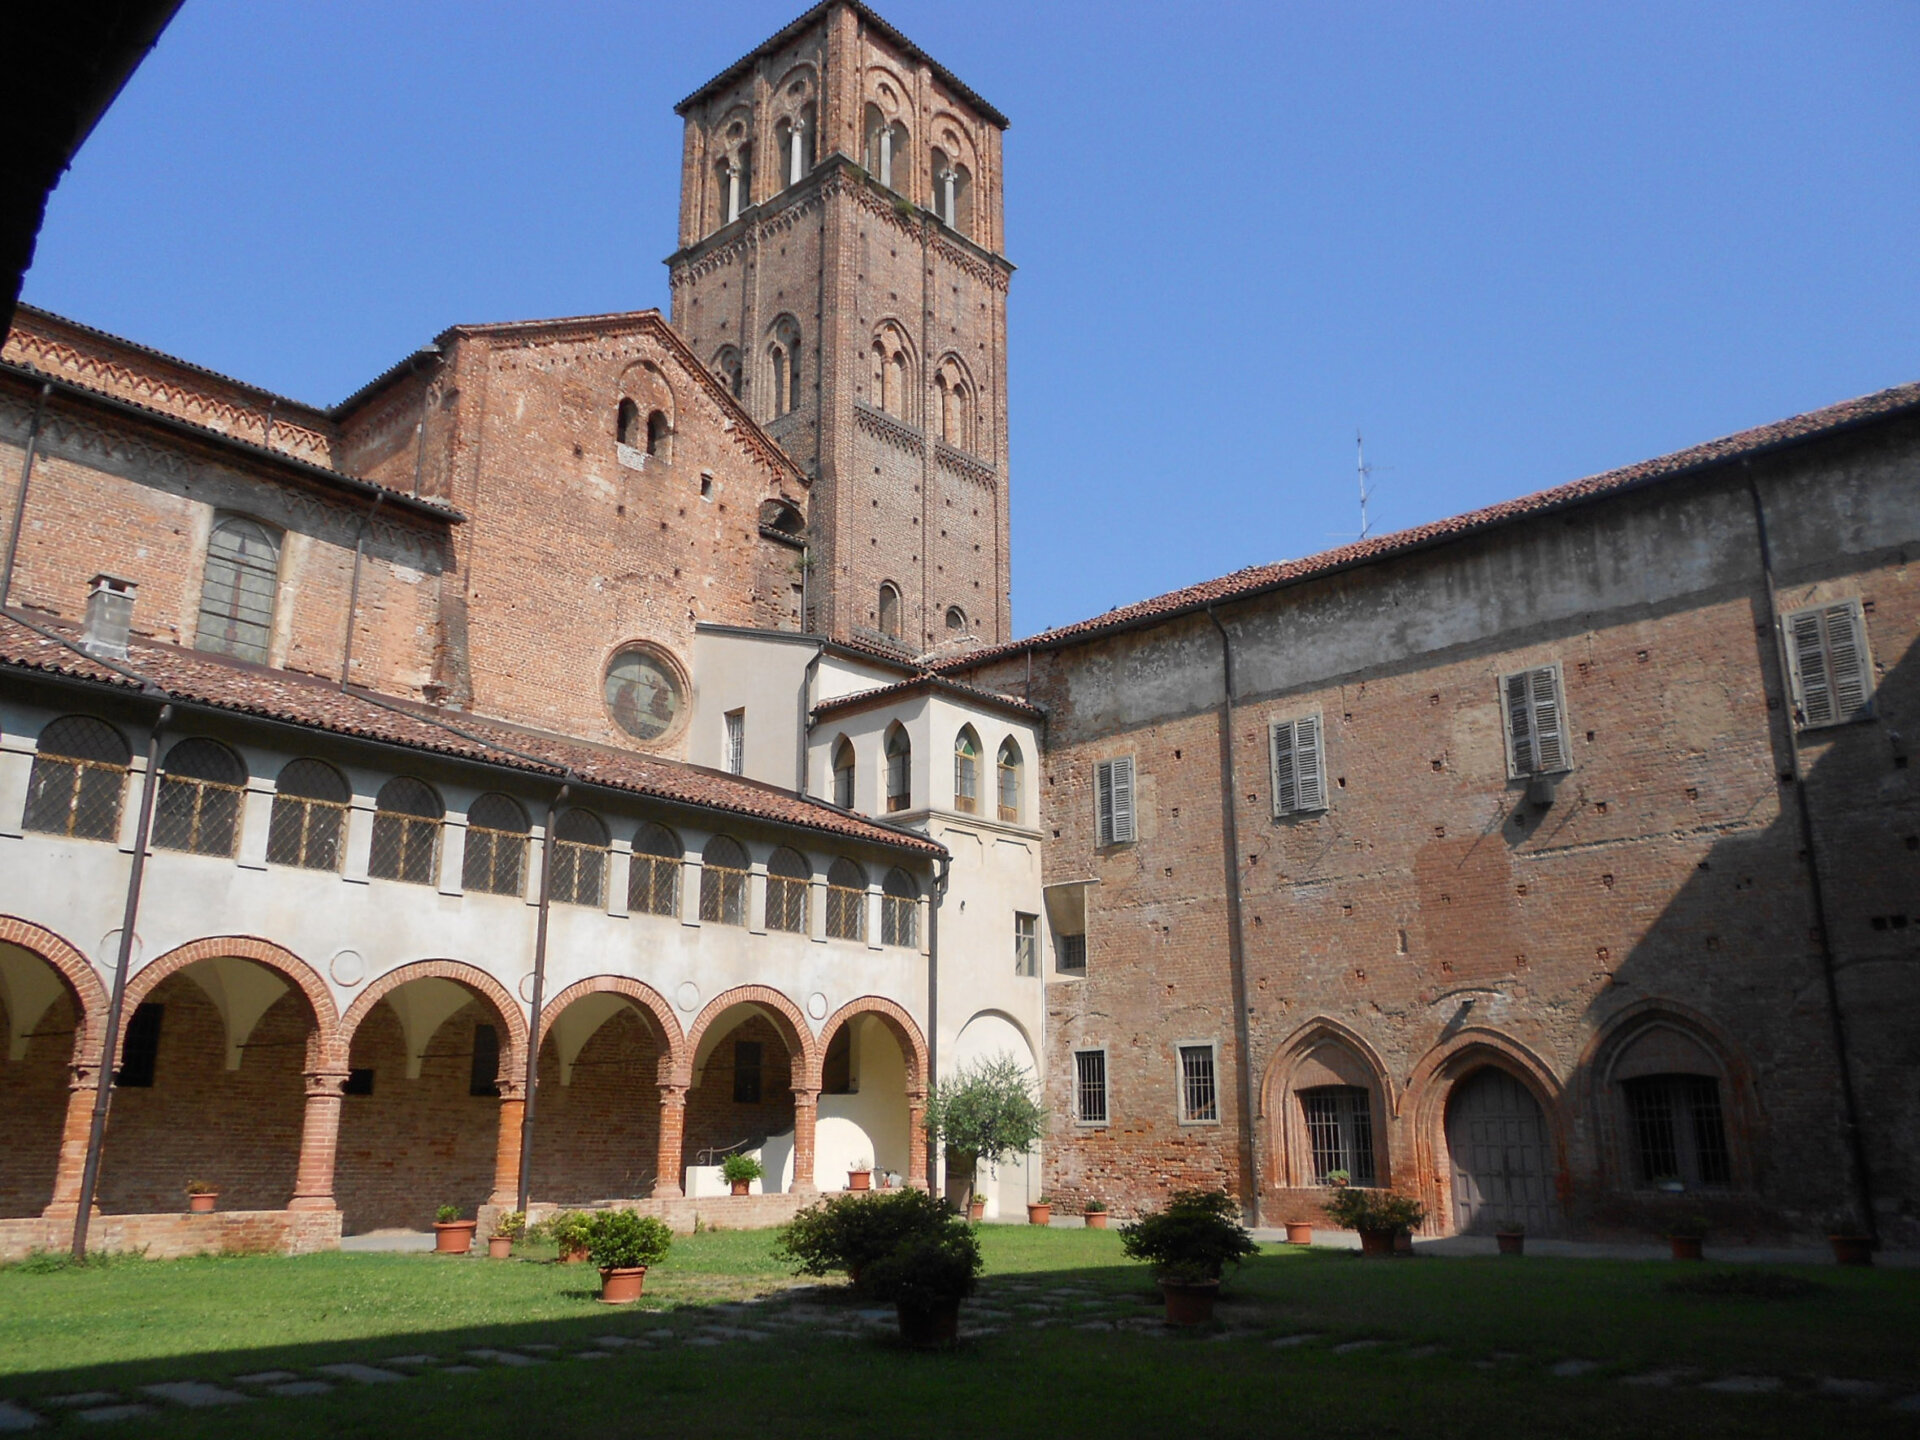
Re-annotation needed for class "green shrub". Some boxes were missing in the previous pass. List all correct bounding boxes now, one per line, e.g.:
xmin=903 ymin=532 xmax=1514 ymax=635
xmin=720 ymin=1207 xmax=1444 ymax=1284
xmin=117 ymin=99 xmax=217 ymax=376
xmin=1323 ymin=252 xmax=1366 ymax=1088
xmin=435 ymin=1204 xmax=464 ymax=1225
xmin=537 ymin=1209 xmax=595 ymax=1254
xmin=720 ymin=1153 xmax=765 ymax=1185
xmin=1321 ymin=1183 xmax=1426 ymax=1233
xmin=1083 ymin=1199 xmax=1108 ymax=1213
xmin=492 ymin=1210 xmax=526 ymax=1241
xmin=1120 ymin=1189 xmax=1258 ymax=1284
xmin=775 ymin=1188 xmax=953 ymax=1288
xmin=865 ymin=1221 xmax=982 ymax=1311
xmin=585 ymin=1210 xmax=672 ymax=1270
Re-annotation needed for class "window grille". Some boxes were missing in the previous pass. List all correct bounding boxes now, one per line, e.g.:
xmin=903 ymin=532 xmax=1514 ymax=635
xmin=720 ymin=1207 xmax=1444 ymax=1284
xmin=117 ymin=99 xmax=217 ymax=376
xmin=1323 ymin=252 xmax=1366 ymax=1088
xmin=548 ymin=808 xmax=609 ymax=907
xmin=1270 ymin=714 xmax=1327 ymax=815
xmin=1075 ymin=1050 xmax=1108 ymax=1124
xmin=832 ymin=739 xmax=856 ymax=808
xmin=628 ymin=822 xmax=682 ymax=917
xmin=700 ymin=836 xmax=749 ymax=925
xmin=885 ymin=727 xmax=911 ymax=812
xmin=195 ymin=516 xmax=281 ymax=663
xmin=152 ymin=738 xmax=245 ymax=856
xmin=116 ymin=1003 xmax=163 ymax=1087
xmin=266 ymin=759 xmax=348 ymax=871
xmin=732 ymin=1040 xmax=764 ymax=1104
xmin=1301 ymin=1086 xmax=1376 ymax=1185
xmin=1014 ymin=912 xmax=1038 ymax=977
xmin=1180 ymin=1044 xmax=1218 ymax=1123
xmin=469 ymin=1024 xmax=500 ymax=1097
xmin=881 ymin=867 xmax=919 ymax=947
xmin=766 ymin=847 xmax=811 ymax=932
xmin=1785 ymin=600 xmax=1873 ymax=728
xmin=23 ymin=715 xmax=129 ymax=841
xmin=1502 ymin=665 xmax=1569 ymax=777
xmin=1624 ymin=1074 xmax=1732 ymax=1188
xmin=997 ymin=739 xmax=1021 ymax=822
xmin=954 ymin=729 xmax=979 ymax=813
xmin=1095 ymin=757 xmax=1135 ymax=845
xmin=369 ymin=777 xmax=442 ymax=884
xmin=724 ymin=710 xmax=745 ymax=775
xmin=1058 ymin=933 xmax=1087 ymax=974
xmin=462 ymin=793 xmax=529 ymax=897
xmin=826 ymin=858 xmax=867 ymax=941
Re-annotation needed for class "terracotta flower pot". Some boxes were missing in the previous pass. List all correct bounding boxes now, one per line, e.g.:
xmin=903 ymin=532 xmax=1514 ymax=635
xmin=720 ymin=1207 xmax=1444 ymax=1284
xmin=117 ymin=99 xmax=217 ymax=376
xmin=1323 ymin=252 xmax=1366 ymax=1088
xmin=1668 ymin=1235 xmax=1704 ymax=1262
xmin=1027 ymin=1203 xmax=1052 ymax=1226
xmin=1160 ymin=1278 xmax=1221 ymax=1326
xmin=1284 ymin=1221 xmax=1313 ymax=1245
xmin=848 ymin=1170 xmax=872 ymax=1191
xmin=187 ymin=1193 xmax=217 ymax=1215
xmin=1829 ymin=1235 xmax=1874 ymax=1267
xmin=1495 ymin=1231 xmax=1525 ymax=1256
xmin=731 ymin=1179 xmax=751 ymax=1196
xmin=1085 ymin=1211 xmax=1109 ymax=1230
xmin=560 ymin=1245 xmax=590 ymax=1264
xmin=599 ymin=1265 xmax=647 ymax=1303
xmin=1358 ymin=1227 xmax=1396 ymax=1258
xmin=487 ymin=1234 xmax=513 ymax=1259
xmin=434 ymin=1220 xmax=477 ymax=1255
xmin=968 ymin=1197 xmax=986 ymax=1222
xmin=896 ymin=1299 xmax=961 ymax=1348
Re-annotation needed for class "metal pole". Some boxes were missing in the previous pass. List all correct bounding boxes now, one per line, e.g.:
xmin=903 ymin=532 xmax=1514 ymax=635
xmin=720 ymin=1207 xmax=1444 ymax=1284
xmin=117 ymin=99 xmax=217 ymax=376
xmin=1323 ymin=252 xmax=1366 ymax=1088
xmin=71 ymin=702 xmax=172 ymax=1258
xmin=516 ymin=783 xmax=570 ymax=1215
xmin=1 ymin=382 xmax=52 ymax=609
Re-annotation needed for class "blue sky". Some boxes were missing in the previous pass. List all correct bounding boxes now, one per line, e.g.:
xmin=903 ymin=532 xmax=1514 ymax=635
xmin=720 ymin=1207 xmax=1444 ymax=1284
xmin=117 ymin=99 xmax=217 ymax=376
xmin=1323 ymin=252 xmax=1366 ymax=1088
xmin=24 ymin=1 xmax=1920 ymax=636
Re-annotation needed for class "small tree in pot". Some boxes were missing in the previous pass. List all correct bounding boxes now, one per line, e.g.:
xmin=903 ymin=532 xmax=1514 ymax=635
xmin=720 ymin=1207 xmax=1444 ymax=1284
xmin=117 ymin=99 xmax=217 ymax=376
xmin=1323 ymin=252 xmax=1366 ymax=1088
xmin=866 ymin=1216 xmax=982 ymax=1348
xmin=922 ymin=1054 xmax=1045 ymax=1216
xmin=1121 ymin=1189 xmax=1258 ymax=1325
xmin=1321 ymin=1174 xmax=1426 ymax=1257
xmin=721 ymin=1152 xmax=764 ymax=1197
xmin=586 ymin=1209 xmax=672 ymax=1302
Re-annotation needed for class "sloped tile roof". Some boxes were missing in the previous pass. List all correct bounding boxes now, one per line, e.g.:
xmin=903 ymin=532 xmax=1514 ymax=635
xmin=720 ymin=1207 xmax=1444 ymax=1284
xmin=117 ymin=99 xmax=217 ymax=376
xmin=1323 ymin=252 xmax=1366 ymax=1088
xmin=813 ymin=671 xmax=1041 ymax=722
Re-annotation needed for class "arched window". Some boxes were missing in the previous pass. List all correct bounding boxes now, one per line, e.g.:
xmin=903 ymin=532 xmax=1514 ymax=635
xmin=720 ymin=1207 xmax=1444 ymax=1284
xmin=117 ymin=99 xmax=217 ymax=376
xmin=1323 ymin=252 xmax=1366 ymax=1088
xmin=616 ymin=397 xmax=640 ymax=447
xmin=826 ymin=857 xmax=867 ymax=941
xmin=1301 ymin=1086 xmax=1377 ymax=1186
xmin=369 ymin=776 xmax=442 ymax=885
xmin=863 ymin=105 xmax=908 ymax=191
xmin=712 ymin=346 xmax=743 ymax=398
xmin=267 ymin=758 xmax=349 ymax=871
xmin=877 ymin=583 xmax=902 ymax=641
xmin=463 ymin=793 xmax=529 ymax=897
xmin=767 ymin=316 xmax=802 ymax=418
xmin=871 ymin=328 xmax=913 ymax=417
xmin=945 ymin=606 xmax=967 ymax=633
xmin=629 ymin=821 xmax=682 ymax=917
xmin=832 ymin=736 xmax=856 ymax=809
xmin=885 ymin=724 xmax=911 ymax=813
xmin=931 ymin=149 xmax=972 ymax=235
xmin=548 ymin=807 xmax=609 ymax=907
xmin=997 ymin=738 xmax=1022 ymax=823
xmin=195 ymin=516 xmax=281 ymax=664
xmin=881 ymin=867 xmax=920 ymax=948
xmin=766 ymin=846 xmax=810 ymax=933
xmin=23 ymin=715 xmax=128 ymax=841
xmin=935 ymin=358 xmax=973 ymax=450
xmin=699 ymin=835 xmax=749 ymax=926
xmin=646 ymin=410 xmax=671 ymax=459
xmin=1612 ymin=1025 xmax=1734 ymax=1190
xmin=953 ymin=727 xmax=980 ymax=814
xmin=153 ymin=738 xmax=246 ymax=856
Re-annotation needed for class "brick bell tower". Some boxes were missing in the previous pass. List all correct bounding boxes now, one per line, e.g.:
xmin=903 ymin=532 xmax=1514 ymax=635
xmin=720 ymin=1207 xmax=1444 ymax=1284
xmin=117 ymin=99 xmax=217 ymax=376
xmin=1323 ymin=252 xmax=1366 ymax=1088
xmin=667 ymin=1 xmax=1013 ymax=654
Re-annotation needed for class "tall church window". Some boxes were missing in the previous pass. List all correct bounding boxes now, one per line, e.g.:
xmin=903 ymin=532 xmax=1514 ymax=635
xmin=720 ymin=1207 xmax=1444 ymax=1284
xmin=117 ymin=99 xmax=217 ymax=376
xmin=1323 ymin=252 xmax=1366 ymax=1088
xmin=713 ymin=346 xmax=743 ymax=398
xmin=775 ymin=107 xmax=814 ymax=188
xmin=617 ymin=398 xmax=640 ymax=447
xmin=369 ymin=776 xmax=442 ymax=885
xmin=832 ymin=736 xmax=856 ymax=809
xmin=23 ymin=715 xmax=129 ymax=842
xmin=931 ymin=148 xmax=974 ymax=236
xmin=646 ymin=410 xmax=671 ymax=459
xmin=885 ymin=724 xmax=912 ymax=813
xmin=863 ymin=105 xmax=909 ymax=192
xmin=935 ymin=360 xmax=973 ymax=450
xmin=768 ymin=316 xmax=802 ymax=418
xmin=877 ymin=583 xmax=902 ymax=641
xmin=996 ymin=738 xmax=1022 ymax=823
xmin=954 ymin=726 xmax=980 ymax=813
xmin=195 ymin=515 xmax=280 ymax=664
xmin=871 ymin=327 xmax=913 ymax=418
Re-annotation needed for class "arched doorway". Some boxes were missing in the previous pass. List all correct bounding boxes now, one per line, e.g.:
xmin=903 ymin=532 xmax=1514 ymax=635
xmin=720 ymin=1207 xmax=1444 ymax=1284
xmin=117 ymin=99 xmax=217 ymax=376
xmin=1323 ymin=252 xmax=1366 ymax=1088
xmin=814 ymin=999 xmax=928 ymax=1190
xmin=682 ymin=998 xmax=806 ymax=1194
xmin=1445 ymin=1067 xmax=1557 ymax=1234
xmin=0 ymin=935 xmax=100 ymax=1217
xmin=948 ymin=1011 xmax=1038 ymax=1219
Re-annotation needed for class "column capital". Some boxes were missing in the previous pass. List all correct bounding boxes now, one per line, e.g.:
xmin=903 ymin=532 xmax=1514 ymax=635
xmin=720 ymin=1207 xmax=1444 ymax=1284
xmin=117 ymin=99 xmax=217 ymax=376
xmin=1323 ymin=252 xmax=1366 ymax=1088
xmin=495 ymin=1080 xmax=527 ymax=1103
xmin=303 ymin=1069 xmax=352 ymax=1099
xmin=659 ymin=1082 xmax=688 ymax=1106
xmin=68 ymin=1063 xmax=102 ymax=1093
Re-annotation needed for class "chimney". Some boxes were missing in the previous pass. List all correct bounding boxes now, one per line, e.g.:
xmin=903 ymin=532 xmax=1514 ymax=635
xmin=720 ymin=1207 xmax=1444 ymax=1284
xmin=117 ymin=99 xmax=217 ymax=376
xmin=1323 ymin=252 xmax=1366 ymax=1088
xmin=82 ymin=575 xmax=136 ymax=659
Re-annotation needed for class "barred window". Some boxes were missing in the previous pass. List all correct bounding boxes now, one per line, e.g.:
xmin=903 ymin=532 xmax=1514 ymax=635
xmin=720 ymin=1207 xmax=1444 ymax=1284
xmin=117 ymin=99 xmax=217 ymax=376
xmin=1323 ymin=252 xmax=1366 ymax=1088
xmin=997 ymin=738 xmax=1022 ymax=823
xmin=23 ymin=715 xmax=129 ymax=842
xmin=1179 ymin=1044 xmax=1218 ymax=1123
xmin=1074 ymin=1049 xmax=1108 ymax=1125
xmin=700 ymin=835 xmax=749 ymax=926
xmin=266 ymin=758 xmax=349 ymax=871
xmin=548 ymin=808 xmax=609 ymax=907
xmin=766 ymin=846 xmax=811 ymax=932
xmin=195 ymin=516 xmax=281 ymax=663
xmin=881 ymin=867 xmax=919 ymax=948
xmin=827 ymin=857 xmax=867 ymax=941
xmin=369 ymin=776 xmax=442 ymax=885
xmin=1014 ymin=912 xmax=1038 ymax=977
xmin=152 ymin=738 xmax=245 ymax=856
xmin=832 ymin=736 xmax=856 ymax=809
xmin=462 ymin=793 xmax=529 ymax=897
xmin=1057 ymin=933 xmax=1087 ymax=974
xmin=954 ymin=727 xmax=980 ymax=813
xmin=628 ymin=822 xmax=682 ymax=917
xmin=1624 ymin=1074 xmax=1732 ymax=1189
xmin=885 ymin=724 xmax=911 ymax=812
xmin=1301 ymin=1085 xmax=1376 ymax=1186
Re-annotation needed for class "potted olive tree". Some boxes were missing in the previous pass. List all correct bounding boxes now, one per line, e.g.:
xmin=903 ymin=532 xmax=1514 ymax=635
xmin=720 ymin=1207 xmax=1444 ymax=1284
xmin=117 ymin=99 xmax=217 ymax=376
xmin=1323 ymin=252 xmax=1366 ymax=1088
xmin=434 ymin=1204 xmax=478 ymax=1255
xmin=1083 ymin=1199 xmax=1110 ymax=1230
xmin=489 ymin=1210 xmax=525 ymax=1260
xmin=587 ymin=1209 xmax=672 ymax=1302
xmin=1322 ymin=1175 xmax=1425 ymax=1257
xmin=185 ymin=1180 xmax=219 ymax=1215
xmin=922 ymin=1054 xmax=1045 ymax=1218
xmin=1121 ymin=1190 xmax=1258 ymax=1325
xmin=722 ymin=1152 xmax=764 ymax=1196
xmin=866 ymin=1215 xmax=983 ymax=1348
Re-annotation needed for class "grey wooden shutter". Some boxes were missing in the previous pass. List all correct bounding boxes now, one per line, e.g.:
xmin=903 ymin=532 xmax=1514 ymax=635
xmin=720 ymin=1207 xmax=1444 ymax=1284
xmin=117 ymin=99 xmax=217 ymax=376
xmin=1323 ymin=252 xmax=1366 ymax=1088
xmin=1790 ymin=602 xmax=1872 ymax=726
xmin=1271 ymin=721 xmax=1298 ymax=814
xmin=1823 ymin=604 xmax=1871 ymax=720
xmin=1294 ymin=714 xmax=1326 ymax=811
xmin=1528 ymin=668 xmax=1566 ymax=773
xmin=1789 ymin=609 xmax=1832 ymax=725
xmin=1505 ymin=672 xmax=1536 ymax=775
xmin=1097 ymin=757 xmax=1134 ymax=844
xmin=1096 ymin=761 xmax=1113 ymax=843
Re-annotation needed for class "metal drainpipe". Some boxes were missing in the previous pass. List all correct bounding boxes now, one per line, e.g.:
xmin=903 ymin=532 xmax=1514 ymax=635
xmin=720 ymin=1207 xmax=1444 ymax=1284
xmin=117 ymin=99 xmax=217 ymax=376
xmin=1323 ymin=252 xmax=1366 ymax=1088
xmin=1746 ymin=471 xmax=1877 ymax=1242
xmin=1205 ymin=605 xmax=1262 ymax=1225
xmin=516 ymin=781 xmax=571 ymax=1216
xmin=0 ymin=381 xmax=52 ymax=609
xmin=926 ymin=853 xmax=950 ymax=1196
xmin=339 ymin=493 xmax=385 ymax=687
xmin=71 ymin=701 xmax=173 ymax=1258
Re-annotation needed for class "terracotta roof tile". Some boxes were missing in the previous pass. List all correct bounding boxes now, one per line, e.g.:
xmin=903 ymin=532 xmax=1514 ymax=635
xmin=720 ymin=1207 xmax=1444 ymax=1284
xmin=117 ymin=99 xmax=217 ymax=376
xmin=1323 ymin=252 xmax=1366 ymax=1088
xmin=813 ymin=671 xmax=1041 ymax=721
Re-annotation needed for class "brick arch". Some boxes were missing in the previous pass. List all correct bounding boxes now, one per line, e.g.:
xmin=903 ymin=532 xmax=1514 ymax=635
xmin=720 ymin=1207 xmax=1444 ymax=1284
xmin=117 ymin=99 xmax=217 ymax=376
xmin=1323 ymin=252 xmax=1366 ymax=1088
xmin=811 ymin=996 xmax=928 ymax=1094
xmin=679 ymin=985 xmax=816 ymax=1089
xmin=0 ymin=915 xmax=108 ymax=1062
xmin=339 ymin=960 xmax=528 ymax=1084
xmin=540 ymin=976 xmax=686 ymax=1082
xmin=124 ymin=937 xmax=338 ymax=1069
xmin=1261 ymin=1014 xmax=1398 ymax=1118
xmin=1405 ymin=1029 xmax=1568 ymax=1235
xmin=1259 ymin=1015 xmax=1399 ymax=1193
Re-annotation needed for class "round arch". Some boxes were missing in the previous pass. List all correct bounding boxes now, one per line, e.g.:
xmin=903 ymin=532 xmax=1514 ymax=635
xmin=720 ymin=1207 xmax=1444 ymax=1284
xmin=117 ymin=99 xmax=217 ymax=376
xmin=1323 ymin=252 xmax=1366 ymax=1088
xmin=811 ymin=996 xmax=928 ymax=1094
xmin=0 ymin=915 xmax=108 ymax=1061
xmin=680 ymin=984 xmax=816 ymax=1089
xmin=540 ymin=976 xmax=686 ymax=1083
xmin=124 ymin=937 xmax=338 ymax=1068
xmin=1406 ymin=1029 xmax=1569 ymax=1236
xmin=339 ymin=960 xmax=528 ymax=1085
xmin=949 ymin=1007 xmax=1038 ymax=1074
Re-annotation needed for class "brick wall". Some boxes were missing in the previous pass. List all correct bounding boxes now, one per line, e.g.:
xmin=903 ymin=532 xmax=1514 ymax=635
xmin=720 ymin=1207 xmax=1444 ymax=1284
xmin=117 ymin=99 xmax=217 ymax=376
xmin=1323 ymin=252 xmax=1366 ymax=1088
xmin=0 ymin=986 xmax=75 ymax=1218
xmin=682 ymin=1016 xmax=796 ymax=1168
xmin=528 ymin=1008 xmax=663 ymax=1204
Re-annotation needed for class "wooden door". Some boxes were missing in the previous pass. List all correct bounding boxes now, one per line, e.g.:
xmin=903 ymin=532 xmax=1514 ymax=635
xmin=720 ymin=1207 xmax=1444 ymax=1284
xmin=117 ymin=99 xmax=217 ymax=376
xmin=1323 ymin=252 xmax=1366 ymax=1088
xmin=1445 ymin=1068 xmax=1557 ymax=1234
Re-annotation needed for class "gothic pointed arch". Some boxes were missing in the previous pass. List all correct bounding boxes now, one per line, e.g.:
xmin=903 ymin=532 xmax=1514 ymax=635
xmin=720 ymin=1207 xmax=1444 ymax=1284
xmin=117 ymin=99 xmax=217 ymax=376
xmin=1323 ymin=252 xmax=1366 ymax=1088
xmin=868 ymin=321 xmax=917 ymax=421
xmin=1260 ymin=1016 xmax=1397 ymax=1192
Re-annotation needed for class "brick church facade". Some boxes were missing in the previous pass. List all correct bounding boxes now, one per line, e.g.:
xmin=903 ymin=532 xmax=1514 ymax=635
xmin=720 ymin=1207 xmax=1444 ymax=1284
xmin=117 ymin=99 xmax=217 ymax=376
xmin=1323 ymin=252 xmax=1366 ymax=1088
xmin=0 ymin=1 xmax=1914 ymax=1255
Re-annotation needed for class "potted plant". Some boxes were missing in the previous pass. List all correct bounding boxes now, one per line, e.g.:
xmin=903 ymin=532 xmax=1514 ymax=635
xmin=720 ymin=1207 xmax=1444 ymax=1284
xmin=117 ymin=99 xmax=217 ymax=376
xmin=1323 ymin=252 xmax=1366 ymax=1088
xmin=1083 ymin=1199 xmax=1110 ymax=1230
xmin=538 ymin=1209 xmax=593 ymax=1263
xmin=866 ymin=1218 xmax=982 ymax=1348
xmin=489 ymin=1210 xmax=525 ymax=1259
xmin=185 ymin=1180 xmax=218 ymax=1215
xmin=1120 ymin=1189 xmax=1259 ymax=1326
xmin=586 ymin=1208 xmax=672 ymax=1302
xmin=1027 ymin=1196 xmax=1053 ymax=1226
xmin=722 ymin=1152 xmax=764 ymax=1196
xmin=1829 ymin=1234 xmax=1874 ymax=1267
xmin=433 ymin=1204 xmax=477 ymax=1254
xmin=1666 ymin=1215 xmax=1708 ymax=1262
xmin=1495 ymin=1222 xmax=1525 ymax=1257
xmin=968 ymin=1193 xmax=987 ymax=1222
xmin=847 ymin=1157 xmax=873 ymax=1191
xmin=1321 ymin=1176 xmax=1426 ymax=1257
xmin=775 ymin=1188 xmax=952 ymax=1291
xmin=922 ymin=1054 xmax=1046 ymax=1219
xmin=1284 ymin=1219 xmax=1314 ymax=1245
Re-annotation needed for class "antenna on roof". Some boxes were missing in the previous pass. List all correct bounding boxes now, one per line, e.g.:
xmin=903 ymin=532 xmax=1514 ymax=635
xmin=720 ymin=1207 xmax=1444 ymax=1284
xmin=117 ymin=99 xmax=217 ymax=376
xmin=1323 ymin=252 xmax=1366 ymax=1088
xmin=1355 ymin=430 xmax=1376 ymax=541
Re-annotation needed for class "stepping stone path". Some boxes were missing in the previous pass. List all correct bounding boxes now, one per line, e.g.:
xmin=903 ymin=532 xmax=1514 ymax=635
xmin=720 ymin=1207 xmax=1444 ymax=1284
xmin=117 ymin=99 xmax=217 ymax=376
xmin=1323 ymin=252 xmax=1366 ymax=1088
xmin=1549 ymin=1360 xmax=1601 ymax=1378
xmin=0 ymin=1401 xmax=41 ymax=1433
xmin=73 ymin=1405 xmax=154 ymax=1424
xmin=1701 ymin=1376 xmax=1782 ymax=1395
xmin=316 ymin=1363 xmax=407 ymax=1384
xmin=140 ymin=1383 xmax=247 ymax=1408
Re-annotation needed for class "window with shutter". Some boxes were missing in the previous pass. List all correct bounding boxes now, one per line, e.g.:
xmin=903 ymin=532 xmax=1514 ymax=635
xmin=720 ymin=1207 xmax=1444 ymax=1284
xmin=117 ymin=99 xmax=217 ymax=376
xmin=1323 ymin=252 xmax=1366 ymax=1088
xmin=1270 ymin=714 xmax=1327 ymax=815
xmin=1095 ymin=756 xmax=1135 ymax=845
xmin=1786 ymin=601 xmax=1873 ymax=729
xmin=1501 ymin=664 xmax=1570 ymax=777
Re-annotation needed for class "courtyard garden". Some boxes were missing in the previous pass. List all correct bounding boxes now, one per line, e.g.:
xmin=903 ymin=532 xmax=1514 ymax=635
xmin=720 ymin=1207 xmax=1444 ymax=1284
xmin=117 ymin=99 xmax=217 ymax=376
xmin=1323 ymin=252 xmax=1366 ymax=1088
xmin=2 ymin=1227 xmax=1916 ymax=1438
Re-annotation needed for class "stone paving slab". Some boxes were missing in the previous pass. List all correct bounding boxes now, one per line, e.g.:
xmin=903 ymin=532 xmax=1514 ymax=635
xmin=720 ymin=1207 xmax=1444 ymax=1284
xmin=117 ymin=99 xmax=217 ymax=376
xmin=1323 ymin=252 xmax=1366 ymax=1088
xmin=439 ymin=1366 xmax=483 ymax=1376
xmin=315 ymin=1363 xmax=406 ymax=1384
xmin=266 ymin=1382 xmax=333 ymax=1398
xmin=41 ymin=1394 xmax=117 ymax=1409
xmin=1331 ymin=1339 xmax=1383 ymax=1354
xmin=74 ymin=1406 xmax=155 ymax=1424
xmin=1621 ymin=1367 xmax=1701 ymax=1388
xmin=141 ymin=1383 xmax=248 ymax=1408
xmin=593 ymin=1335 xmax=642 ymax=1348
xmin=571 ymin=1351 xmax=611 ymax=1361
xmin=1550 ymin=1360 xmax=1601 ymax=1378
xmin=0 ymin=1401 xmax=40 ymax=1432
xmin=1270 ymin=1333 xmax=1320 ymax=1348
xmin=466 ymin=1350 xmax=542 ymax=1367
xmin=1405 ymin=1344 xmax=1446 ymax=1358
xmin=1700 ymin=1376 xmax=1782 ymax=1395
xmin=382 ymin=1354 xmax=440 ymax=1367
xmin=233 ymin=1371 xmax=299 ymax=1385
xmin=1817 ymin=1378 xmax=1887 ymax=1401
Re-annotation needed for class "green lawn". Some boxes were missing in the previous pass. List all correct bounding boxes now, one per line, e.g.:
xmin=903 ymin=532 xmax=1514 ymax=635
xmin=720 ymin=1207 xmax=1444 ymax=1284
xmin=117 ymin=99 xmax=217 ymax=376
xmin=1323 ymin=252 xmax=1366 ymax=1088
xmin=4 ymin=1230 xmax=1915 ymax=1438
